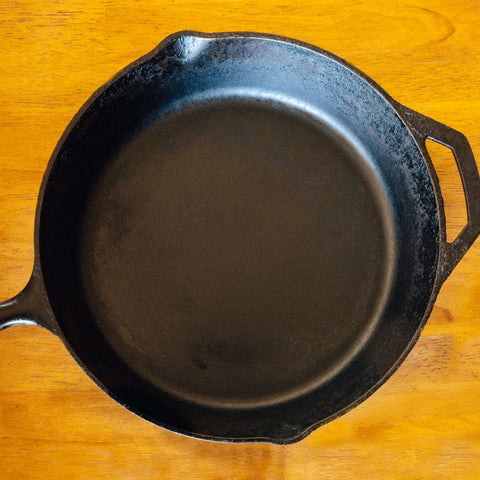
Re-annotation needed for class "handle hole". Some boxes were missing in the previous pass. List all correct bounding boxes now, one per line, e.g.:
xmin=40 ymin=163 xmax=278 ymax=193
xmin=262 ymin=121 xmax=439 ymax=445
xmin=426 ymin=139 xmax=467 ymax=242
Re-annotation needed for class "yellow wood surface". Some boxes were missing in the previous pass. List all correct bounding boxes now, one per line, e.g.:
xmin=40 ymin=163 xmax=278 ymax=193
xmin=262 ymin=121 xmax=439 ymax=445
xmin=1 ymin=1 xmax=479 ymax=478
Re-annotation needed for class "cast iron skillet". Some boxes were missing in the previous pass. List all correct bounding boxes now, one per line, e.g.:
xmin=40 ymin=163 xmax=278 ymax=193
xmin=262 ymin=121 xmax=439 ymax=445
xmin=1 ymin=31 xmax=479 ymax=444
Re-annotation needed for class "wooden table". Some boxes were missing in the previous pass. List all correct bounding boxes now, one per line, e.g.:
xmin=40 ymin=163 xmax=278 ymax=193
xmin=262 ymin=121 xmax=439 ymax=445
xmin=1 ymin=1 xmax=479 ymax=478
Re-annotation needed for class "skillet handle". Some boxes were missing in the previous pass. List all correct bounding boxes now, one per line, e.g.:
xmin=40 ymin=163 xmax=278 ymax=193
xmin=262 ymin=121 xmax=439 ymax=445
xmin=399 ymin=105 xmax=480 ymax=282
xmin=0 ymin=273 xmax=56 ymax=333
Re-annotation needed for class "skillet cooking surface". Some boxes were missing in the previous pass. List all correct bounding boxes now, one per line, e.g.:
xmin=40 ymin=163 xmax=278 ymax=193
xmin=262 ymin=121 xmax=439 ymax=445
xmin=78 ymin=97 xmax=394 ymax=408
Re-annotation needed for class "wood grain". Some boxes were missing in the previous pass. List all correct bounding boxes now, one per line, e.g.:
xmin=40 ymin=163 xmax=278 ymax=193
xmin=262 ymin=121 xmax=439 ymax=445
xmin=1 ymin=1 xmax=479 ymax=478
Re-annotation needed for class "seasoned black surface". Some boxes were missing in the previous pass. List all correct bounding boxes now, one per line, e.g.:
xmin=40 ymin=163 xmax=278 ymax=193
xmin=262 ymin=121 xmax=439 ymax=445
xmin=36 ymin=33 xmax=446 ymax=442
xmin=79 ymin=99 xmax=391 ymax=407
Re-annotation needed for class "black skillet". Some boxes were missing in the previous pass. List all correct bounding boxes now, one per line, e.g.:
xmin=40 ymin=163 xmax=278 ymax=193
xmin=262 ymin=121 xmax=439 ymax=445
xmin=1 ymin=32 xmax=479 ymax=444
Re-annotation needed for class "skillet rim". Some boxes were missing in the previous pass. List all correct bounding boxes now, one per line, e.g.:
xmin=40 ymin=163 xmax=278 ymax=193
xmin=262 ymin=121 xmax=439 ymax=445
xmin=33 ymin=31 xmax=443 ymax=444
